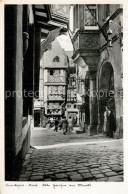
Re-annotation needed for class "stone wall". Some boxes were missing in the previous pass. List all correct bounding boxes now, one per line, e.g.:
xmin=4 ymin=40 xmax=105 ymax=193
xmin=98 ymin=9 xmax=123 ymax=138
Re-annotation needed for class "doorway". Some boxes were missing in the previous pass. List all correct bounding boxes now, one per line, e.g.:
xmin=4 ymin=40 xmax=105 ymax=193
xmin=34 ymin=110 xmax=40 ymax=127
xmin=98 ymin=62 xmax=116 ymax=132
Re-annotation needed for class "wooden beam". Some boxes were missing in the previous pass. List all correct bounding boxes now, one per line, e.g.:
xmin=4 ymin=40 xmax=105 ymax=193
xmin=35 ymin=11 xmax=47 ymax=18
xmin=34 ymin=8 xmax=47 ymax=13
xmin=41 ymin=28 xmax=49 ymax=34
xmin=36 ymin=22 xmax=57 ymax=31
xmin=35 ymin=5 xmax=45 ymax=10
xmin=34 ymin=15 xmax=49 ymax=23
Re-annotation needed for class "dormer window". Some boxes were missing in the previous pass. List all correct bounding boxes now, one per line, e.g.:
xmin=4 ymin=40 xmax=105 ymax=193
xmin=53 ymin=56 xmax=60 ymax=62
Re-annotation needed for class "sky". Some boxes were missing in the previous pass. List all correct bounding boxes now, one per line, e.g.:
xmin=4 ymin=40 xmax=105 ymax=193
xmin=42 ymin=6 xmax=74 ymax=52
xmin=57 ymin=6 xmax=73 ymax=51
xmin=57 ymin=33 xmax=73 ymax=51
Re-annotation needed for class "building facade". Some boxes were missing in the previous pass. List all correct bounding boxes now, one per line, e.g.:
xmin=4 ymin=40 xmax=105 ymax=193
xmin=5 ymin=4 xmax=69 ymax=180
xmin=34 ymin=39 xmax=69 ymax=123
xmin=72 ymin=4 xmax=123 ymax=138
xmin=65 ymin=51 xmax=79 ymax=126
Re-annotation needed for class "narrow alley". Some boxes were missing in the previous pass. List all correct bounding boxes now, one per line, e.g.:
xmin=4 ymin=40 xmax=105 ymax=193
xmin=5 ymin=4 xmax=123 ymax=185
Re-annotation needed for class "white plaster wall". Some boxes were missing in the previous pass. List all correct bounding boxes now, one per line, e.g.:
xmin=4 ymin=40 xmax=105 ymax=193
xmin=44 ymin=69 xmax=48 ymax=82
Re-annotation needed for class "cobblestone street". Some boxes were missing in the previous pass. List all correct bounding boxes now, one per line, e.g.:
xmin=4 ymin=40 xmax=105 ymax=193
xmin=4 ymin=5 xmax=124 ymax=190
xmin=19 ymin=128 xmax=123 ymax=182
xmin=30 ymin=127 xmax=111 ymax=146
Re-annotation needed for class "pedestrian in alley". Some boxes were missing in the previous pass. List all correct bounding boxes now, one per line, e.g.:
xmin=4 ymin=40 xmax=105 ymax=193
xmin=61 ymin=116 xmax=68 ymax=135
xmin=58 ymin=117 xmax=62 ymax=130
xmin=46 ymin=120 xmax=50 ymax=130
xmin=67 ymin=116 xmax=73 ymax=134
xmin=107 ymin=108 xmax=116 ymax=137
xmin=72 ymin=117 xmax=75 ymax=126
xmin=76 ymin=116 xmax=77 ymax=125
xmin=103 ymin=106 xmax=109 ymax=134
xmin=54 ymin=118 xmax=59 ymax=132
xmin=50 ymin=117 xmax=54 ymax=128
xmin=104 ymin=105 xmax=116 ymax=137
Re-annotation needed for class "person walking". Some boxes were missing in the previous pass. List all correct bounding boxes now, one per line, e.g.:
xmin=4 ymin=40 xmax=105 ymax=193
xmin=104 ymin=106 xmax=116 ymax=137
xmin=103 ymin=106 xmax=109 ymax=134
xmin=50 ymin=117 xmax=54 ymax=128
xmin=61 ymin=116 xmax=68 ymax=135
xmin=107 ymin=108 xmax=116 ymax=137
xmin=68 ymin=116 xmax=73 ymax=134
xmin=76 ymin=116 xmax=77 ymax=125
xmin=72 ymin=117 xmax=75 ymax=126
xmin=58 ymin=117 xmax=62 ymax=130
xmin=46 ymin=120 xmax=50 ymax=130
xmin=54 ymin=118 xmax=59 ymax=132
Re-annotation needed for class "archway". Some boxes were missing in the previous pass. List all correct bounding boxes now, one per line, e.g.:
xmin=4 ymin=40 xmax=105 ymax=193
xmin=98 ymin=62 xmax=116 ymax=134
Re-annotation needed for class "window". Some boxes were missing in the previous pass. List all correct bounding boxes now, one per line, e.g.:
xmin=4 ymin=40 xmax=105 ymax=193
xmin=74 ymin=105 xmax=76 ymax=109
xmin=104 ymin=4 xmax=110 ymax=19
xmin=54 ymin=86 xmax=58 ymax=93
xmin=73 ymin=5 xmax=78 ymax=31
xmin=72 ymin=79 xmax=76 ymax=86
xmin=50 ymin=70 xmax=54 ymax=75
xmin=48 ymin=86 xmax=53 ymax=94
xmin=67 ymin=105 xmax=71 ymax=109
xmin=53 ymin=56 xmax=60 ymax=62
xmin=84 ymin=5 xmax=97 ymax=27
xmin=54 ymin=70 xmax=60 ymax=75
